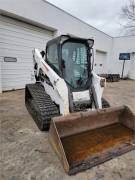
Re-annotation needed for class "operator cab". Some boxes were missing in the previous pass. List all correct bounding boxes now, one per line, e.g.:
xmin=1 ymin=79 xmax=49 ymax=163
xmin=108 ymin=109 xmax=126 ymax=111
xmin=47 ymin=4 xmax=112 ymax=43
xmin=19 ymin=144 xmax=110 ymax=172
xmin=46 ymin=35 xmax=94 ymax=91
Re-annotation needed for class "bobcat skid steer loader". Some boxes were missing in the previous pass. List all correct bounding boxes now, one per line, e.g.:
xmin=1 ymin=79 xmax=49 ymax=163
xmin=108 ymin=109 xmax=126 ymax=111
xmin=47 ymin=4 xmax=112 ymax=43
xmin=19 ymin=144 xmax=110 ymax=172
xmin=25 ymin=35 xmax=135 ymax=175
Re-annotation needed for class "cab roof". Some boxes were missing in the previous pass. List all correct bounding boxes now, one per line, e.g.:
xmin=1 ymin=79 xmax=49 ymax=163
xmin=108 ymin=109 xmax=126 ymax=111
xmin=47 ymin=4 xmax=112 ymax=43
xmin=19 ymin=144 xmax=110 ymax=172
xmin=46 ymin=35 xmax=94 ymax=47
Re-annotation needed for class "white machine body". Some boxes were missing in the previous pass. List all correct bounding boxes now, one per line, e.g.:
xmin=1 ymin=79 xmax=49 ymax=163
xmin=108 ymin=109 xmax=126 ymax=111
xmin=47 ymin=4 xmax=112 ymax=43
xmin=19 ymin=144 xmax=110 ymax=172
xmin=33 ymin=49 xmax=105 ymax=115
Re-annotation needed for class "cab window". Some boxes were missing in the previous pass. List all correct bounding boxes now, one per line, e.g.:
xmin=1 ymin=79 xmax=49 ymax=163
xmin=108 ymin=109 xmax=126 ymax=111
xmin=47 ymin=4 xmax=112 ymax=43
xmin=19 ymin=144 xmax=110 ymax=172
xmin=47 ymin=44 xmax=59 ymax=72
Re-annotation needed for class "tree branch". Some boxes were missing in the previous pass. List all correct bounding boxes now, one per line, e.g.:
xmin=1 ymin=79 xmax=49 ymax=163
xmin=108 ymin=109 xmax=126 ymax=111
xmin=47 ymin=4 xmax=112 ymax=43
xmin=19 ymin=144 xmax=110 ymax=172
xmin=121 ymin=0 xmax=135 ymax=34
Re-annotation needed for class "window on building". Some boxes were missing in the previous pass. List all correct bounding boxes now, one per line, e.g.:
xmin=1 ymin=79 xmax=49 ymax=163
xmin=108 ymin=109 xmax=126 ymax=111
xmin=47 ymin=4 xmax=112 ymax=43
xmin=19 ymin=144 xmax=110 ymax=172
xmin=4 ymin=57 xmax=17 ymax=62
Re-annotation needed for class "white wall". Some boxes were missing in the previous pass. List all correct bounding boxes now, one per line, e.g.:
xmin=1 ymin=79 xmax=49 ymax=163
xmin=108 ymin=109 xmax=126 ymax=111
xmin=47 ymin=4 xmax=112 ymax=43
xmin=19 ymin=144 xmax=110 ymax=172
xmin=110 ymin=36 xmax=135 ymax=78
xmin=128 ymin=53 xmax=135 ymax=79
xmin=0 ymin=0 xmax=113 ymax=74
xmin=0 ymin=0 xmax=135 ymax=83
xmin=0 ymin=58 xmax=2 ymax=93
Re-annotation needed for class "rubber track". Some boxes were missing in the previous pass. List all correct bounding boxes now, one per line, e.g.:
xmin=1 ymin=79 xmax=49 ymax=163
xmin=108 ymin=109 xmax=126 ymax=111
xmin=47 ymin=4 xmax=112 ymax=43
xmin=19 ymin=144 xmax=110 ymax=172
xmin=25 ymin=83 xmax=60 ymax=131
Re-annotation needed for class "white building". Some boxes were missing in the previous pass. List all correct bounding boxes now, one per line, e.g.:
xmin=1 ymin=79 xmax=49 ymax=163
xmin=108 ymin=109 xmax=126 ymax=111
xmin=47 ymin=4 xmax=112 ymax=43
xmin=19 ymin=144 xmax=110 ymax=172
xmin=0 ymin=0 xmax=135 ymax=92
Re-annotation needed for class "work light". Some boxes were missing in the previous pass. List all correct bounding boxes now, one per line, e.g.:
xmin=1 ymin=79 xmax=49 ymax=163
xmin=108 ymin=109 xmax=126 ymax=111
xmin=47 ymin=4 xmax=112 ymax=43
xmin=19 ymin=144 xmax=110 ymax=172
xmin=87 ymin=39 xmax=94 ymax=48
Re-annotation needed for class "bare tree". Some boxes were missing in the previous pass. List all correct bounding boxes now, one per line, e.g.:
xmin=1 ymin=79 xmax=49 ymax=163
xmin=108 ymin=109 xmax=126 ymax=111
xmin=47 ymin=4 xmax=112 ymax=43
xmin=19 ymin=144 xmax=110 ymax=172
xmin=121 ymin=0 xmax=135 ymax=35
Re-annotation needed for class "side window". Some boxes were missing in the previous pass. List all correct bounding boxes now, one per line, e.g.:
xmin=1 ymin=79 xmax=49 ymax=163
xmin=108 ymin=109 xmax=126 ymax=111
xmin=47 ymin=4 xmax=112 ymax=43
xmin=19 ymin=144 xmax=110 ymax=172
xmin=47 ymin=44 xmax=59 ymax=71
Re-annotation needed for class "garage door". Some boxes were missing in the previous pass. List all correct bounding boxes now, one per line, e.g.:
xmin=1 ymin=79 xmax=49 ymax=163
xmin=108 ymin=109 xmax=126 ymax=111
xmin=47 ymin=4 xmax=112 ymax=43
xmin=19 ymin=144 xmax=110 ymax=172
xmin=0 ymin=15 xmax=54 ymax=91
xmin=94 ymin=50 xmax=107 ymax=74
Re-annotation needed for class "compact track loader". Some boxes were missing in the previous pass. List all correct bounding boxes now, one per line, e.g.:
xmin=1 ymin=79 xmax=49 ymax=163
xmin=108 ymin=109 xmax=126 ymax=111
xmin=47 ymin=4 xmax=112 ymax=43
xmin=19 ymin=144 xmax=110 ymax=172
xmin=25 ymin=35 xmax=135 ymax=174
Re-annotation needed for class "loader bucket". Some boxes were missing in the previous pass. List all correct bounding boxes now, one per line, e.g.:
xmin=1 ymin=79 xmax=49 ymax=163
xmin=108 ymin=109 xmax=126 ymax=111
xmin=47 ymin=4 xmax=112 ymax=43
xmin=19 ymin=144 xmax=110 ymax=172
xmin=49 ymin=106 xmax=135 ymax=175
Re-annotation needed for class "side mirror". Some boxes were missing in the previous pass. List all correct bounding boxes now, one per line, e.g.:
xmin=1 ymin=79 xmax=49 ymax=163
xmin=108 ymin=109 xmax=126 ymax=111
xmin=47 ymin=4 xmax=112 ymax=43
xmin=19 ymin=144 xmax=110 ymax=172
xmin=40 ymin=51 xmax=46 ymax=58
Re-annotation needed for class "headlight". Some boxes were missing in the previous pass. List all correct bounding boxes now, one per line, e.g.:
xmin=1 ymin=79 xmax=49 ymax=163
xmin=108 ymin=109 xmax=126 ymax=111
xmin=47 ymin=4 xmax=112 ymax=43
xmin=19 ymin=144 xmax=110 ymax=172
xmin=87 ymin=39 xmax=94 ymax=48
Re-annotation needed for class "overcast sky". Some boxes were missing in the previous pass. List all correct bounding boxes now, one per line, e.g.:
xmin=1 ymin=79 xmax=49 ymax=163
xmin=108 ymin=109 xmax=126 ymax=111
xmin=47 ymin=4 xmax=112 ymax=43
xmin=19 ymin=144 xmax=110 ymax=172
xmin=46 ymin=0 xmax=128 ymax=37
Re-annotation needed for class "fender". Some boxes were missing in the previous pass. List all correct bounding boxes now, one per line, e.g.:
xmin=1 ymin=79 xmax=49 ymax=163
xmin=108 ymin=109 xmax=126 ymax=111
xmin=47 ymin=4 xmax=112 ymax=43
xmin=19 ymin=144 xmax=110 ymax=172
xmin=33 ymin=49 xmax=69 ymax=115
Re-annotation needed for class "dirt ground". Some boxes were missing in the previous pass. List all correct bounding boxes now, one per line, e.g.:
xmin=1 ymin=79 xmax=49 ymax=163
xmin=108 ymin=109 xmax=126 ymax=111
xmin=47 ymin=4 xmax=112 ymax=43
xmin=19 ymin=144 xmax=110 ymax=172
xmin=0 ymin=80 xmax=135 ymax=180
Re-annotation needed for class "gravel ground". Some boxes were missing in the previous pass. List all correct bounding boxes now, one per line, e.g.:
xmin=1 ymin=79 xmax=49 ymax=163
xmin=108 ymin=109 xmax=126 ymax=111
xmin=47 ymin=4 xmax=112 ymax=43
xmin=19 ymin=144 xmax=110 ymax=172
xmin=0 ymin=80 xmax=135 ymax=180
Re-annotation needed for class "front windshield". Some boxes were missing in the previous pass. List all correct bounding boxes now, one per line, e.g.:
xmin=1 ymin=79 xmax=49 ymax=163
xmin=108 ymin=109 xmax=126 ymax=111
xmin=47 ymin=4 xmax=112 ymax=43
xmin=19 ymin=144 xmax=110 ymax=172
xmin=62 ymin=41 xmax=88 ymax=89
